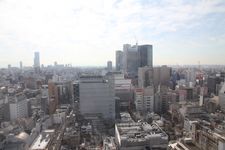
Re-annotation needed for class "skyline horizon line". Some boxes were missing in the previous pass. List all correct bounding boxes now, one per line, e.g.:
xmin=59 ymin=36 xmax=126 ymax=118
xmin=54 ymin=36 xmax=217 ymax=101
xmin=2 ymin=45 xmax=225 ymax=68
xmin=3 ymin=63 xmax=225 ymax=69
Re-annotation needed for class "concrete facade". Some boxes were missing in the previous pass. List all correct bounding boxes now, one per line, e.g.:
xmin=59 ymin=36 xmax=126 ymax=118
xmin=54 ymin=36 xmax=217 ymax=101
xmin=79 ymin=76 xmax=115 ymax=119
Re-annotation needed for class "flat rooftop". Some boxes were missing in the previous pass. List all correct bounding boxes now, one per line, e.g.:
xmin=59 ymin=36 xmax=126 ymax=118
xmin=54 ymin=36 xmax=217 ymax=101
xmin=116 ymin=122 xmax=168 ymax=142
xmin=120 ymin=112 xmax=134 ymax=123
xmin=30 ymin=130 xmax=55 ymax=150
xmin=169 ymin=142 xmax=201 ymax=150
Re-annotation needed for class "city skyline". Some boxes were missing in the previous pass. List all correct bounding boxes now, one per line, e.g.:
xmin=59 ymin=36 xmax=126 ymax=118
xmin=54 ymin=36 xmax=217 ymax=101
xmin=1 ymin=0 xmax=225 ymax=149
xmin=0 ymin=0 xmax=225 ymax=67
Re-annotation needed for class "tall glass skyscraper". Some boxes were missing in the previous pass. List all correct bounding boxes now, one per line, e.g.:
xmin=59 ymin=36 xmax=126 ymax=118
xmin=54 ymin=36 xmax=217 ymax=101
xmin=123 ymin=44 xmax=138 ymax=77
xmin=34 ymin=52 xmax=40 ymax=68
xmin=116 ymin=50 xmax=123 ymax=71
xmin=138 ymin=45 xmax=153 ymax=68
xmin=122 ymin=44 xmax=153 ymax=77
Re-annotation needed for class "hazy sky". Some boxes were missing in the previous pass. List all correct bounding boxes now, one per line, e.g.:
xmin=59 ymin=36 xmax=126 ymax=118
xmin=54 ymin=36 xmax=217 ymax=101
xmin=0 ymin=0 xmax=225 ymax=67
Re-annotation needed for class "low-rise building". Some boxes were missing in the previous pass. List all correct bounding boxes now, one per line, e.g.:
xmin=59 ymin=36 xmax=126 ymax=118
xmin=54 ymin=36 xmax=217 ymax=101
xmin=115 ymin=122 xmax=168 ymax=150
xmin=103 ymin=137 xmax=116 ymax=150
xmin=30 ymin=130 xmax=55 ymax=150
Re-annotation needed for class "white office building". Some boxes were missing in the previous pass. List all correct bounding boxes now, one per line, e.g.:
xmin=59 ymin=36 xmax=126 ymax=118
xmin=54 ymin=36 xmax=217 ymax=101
xmin=9 ymin=93 xmax=29 ymax=120
xmin=79 ymin=75 xmax=115 ymax=119
xmin=135 ymin=87 xmax=154 ymax=114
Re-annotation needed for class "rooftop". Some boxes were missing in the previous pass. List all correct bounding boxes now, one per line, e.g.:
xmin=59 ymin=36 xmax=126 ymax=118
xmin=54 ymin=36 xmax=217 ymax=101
xmin=30 ymin=130 xmax=54 ymax=150
xmin=120 ymin=112 xmax=134 ymax=123
xmin=169 ymin=141 xmax=201 ymax=150
xmin=116 ymin=122 xmax=168 ymax=143
xmin=15 ymin=132 xmax=29 ymax=141
xmin=79 ymin=75 xmax=107 ymax=83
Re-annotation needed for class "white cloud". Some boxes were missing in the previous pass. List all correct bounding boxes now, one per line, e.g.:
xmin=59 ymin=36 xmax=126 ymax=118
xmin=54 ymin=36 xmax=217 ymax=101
xmin=0 ymin=0 xmax=225 ymax=67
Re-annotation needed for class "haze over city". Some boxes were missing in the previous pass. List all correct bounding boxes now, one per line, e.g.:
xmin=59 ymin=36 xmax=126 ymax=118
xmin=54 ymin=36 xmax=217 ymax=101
xmin=0 ymin=0 xmax=225 ymax=67
xmin=2 ymin=0 xmax=225 ymax=150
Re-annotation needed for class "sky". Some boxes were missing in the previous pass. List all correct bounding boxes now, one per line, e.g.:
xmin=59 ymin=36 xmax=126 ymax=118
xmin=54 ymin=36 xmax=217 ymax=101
xmin=0 ymin=0 xmax=225 ymax=67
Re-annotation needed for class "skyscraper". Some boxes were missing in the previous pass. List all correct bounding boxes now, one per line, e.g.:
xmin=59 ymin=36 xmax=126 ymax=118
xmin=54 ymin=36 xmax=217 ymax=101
xmin=138 ymin=45 xmax=153 ymax=68
xmin=48 ymin=79 xmax=72 ymax=114
xmin=116 ymin=50 xmax=123 ymax=71
xmin=153 ymin=65 xmax=172 ymax=87
xmin=107 ymin=61 xmax=112 ymax=72
xmin=138 ymin=66 xmax=153 ymax=88
xmin=106 ymin=72 xmax=133 ymax=112
xmin=123 ymin=44 xmax=138 ymax=76
xmin=79 ymin=75 xmax=115 ymax=119
xmin=54 ymin=61 xmax=58 ymax=67
xmin=34 ymin=52 xmax=40 ymax=68
xmin=34 ymin=52 xmax=40 ymax=73
xmin=19 ymin=61 xmax=23 ymax=70
xmin=8 ymin=64 xmax=11 ymax=70
xmin=122 ymin=44 xmax=153 ymax=77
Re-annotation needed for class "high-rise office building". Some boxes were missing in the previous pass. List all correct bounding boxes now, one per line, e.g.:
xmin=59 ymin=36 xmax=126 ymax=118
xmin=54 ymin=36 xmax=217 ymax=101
xmin=8 ymin=93 xmax=29 ymax=120
xmin=48 ymin=79 xmax=72 ymax=114
xmin=207 ymin=76 xmax=223 ymax=95
xmin=8 ymin=64 xmax=11 ymax=70
xmin=116 ymin=50 xmax=123 ymax=71
xmin=54 ymin=61 xmax=58 ymax=67
xmin=34 ymin=52 xmax=40 ymax=73
xmin=122 ymin=44 xmax=153 ymax=77
xmin=153 ymin=65 xmax=172 ymax=87
xmin=135 ymin=87 xmax=154 ymax=114
xmin=106 ymin=72 xmax=133 ymax=112
xmin=138 ymin=66 xmax=154 ymax=88
xmin=123 ymin=44 xmax=138 ymax=76
xmin=107 ymin=61 xmax=112 ymax=72
xmin=138 ymin=45 xmax=153 ymax=68
xmin=79 ymin=75 xmax=115 ymax=119
xmin=34 ymin=52 xmax=40 ymax=68
xmin=19 ymin=61 xmax=23 ymax=70
xmin=41 ymin=85 xmax=48 ymax=114
xmin=48 ymin=81 xmax=59 ymax=114
xmin=73 ymin=82 xmax=80 ymax=102
xmin=154 ymin=85 xmax=169 ymax=114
